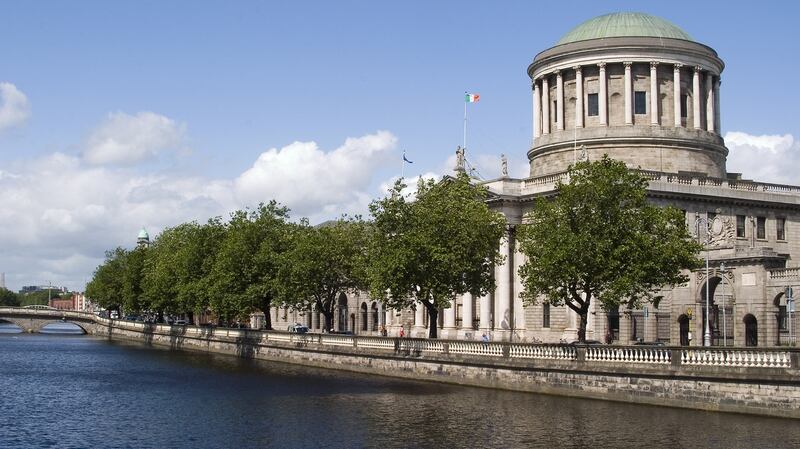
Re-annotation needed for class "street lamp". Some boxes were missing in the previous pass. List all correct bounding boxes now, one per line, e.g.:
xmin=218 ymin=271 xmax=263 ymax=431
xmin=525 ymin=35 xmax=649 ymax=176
xmin=720 ymin=262 xmax=727 ymax=346
xmin=695 ymin=215 xmax=712 ymax=347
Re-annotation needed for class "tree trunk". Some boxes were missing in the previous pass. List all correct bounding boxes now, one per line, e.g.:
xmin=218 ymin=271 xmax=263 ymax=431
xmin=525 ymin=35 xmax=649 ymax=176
xmin=258 ymin=297 xmax=273 ymax=330
xmin=188 ymin=311 xmax=195 ymax=325
xmin=424 ymin=302 xmax=439 ymax=339
xmin=578 ymin=309 xmax=588 ymax=343
xmin=322 ymin=311 xmax=334 ymax=332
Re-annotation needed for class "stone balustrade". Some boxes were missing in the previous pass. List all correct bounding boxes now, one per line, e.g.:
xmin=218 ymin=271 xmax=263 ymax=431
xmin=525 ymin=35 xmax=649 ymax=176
xmin=769 ymin=267 xmax=800 ymax=280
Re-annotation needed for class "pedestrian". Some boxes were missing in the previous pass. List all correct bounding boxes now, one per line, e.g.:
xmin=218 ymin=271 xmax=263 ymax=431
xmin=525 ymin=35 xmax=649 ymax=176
xmin=482 ymin=332 xmax=489 ymax=346
xmin=399 ymin=324 xmax=405 ymax=338
xmin=380 ymin=325 xmax=387 ymax=337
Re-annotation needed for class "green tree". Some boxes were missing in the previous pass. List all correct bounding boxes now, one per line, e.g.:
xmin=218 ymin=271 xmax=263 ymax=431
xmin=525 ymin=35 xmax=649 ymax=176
xmin=86 ymin=247 xmax=128 ymax=314
xmin=18 ymin=290 xmax=59 ymax=306
xmin=208 ymin=202 xmax=292 ymax=328
xmin=120 ymin=246 xmax=148 ymax=315
xmin=368 ymin=173 xmax=506 ymax=338
xmin=0 ymin=288 xmax=20 ymax=306
xmin=516 ymin=156 xmax=703 ymax=342
xmin=143 ymin=219 xmax=225 ymax=323
xmin=279 ymin=217 xmax=370 ymax=332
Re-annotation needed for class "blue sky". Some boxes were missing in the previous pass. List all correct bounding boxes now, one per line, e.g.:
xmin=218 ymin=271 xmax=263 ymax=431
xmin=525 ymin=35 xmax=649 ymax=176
xmin=1 ymin=1 xmax=799 ymax=291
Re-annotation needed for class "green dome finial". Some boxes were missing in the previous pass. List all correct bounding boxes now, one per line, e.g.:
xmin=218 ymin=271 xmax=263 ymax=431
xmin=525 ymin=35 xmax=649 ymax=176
xmin=557 ymin=12 xmax=693 ymax=45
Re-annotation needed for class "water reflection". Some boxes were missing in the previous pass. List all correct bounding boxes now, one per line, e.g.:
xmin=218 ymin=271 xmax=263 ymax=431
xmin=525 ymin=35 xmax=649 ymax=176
xmin=0 ymin=321 xmax=21 ymax=333
xmin=0 ymin=334 xmax=796 ymax=449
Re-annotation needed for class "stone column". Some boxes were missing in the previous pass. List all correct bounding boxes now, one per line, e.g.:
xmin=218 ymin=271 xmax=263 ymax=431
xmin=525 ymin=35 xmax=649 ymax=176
xmin=413 ymin=305 xmax=425 ymax=336
xmin=479 ymin=292 xmax=492 ymax=333
xmin=443 ymin=298 xmax=457 ymax=339
xmin=623 ymin=62 xmax=632 ymax=125
xmin=532 ymin=80 xmax=540 ymax=139
xmin=494 ymin=233 xmax=512 ymax=340
xmin=693 ymin=67 xmax=702 ymax=129
xmin=574 ymin=66 xmax=584 ymax=129
xmin=385 ymin=308 xmax=393 ymax=327
xmin=542 ymin=76 xmax=550 ymax=134
xmin=556 ymin=70 xmax=564 ymax=131
xmin=673 ymin=63 xmax=682 ymax=127
xmin=650 ymin=61 xmax=659 ymax=125
xmin=706 ymin=72 xmax=715 ymax=132
xmin=598 ymin=63 xmax=607 ymax=126
xmin=461 ymin=292 xmax=474 ymax=335
xmin=714 ymin=77 xmax=721 ymax=133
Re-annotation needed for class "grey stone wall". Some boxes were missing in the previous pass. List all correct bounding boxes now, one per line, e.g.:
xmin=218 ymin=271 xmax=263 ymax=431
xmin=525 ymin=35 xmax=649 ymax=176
xmin=95 ymin=320 xmax=800 ymax=419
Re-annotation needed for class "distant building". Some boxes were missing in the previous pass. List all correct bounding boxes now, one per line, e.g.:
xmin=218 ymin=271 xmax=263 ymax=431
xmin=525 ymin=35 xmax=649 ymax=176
xmin=49 ymin=295 xmax=76 ymax=310
xmin=137 ymin=227 xmax=150 ymax=247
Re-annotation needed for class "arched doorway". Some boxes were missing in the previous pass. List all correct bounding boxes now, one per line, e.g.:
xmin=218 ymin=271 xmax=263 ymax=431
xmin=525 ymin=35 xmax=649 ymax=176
xmin=337 ymin=293 xmax=348 ymax=332
xmin=371 ymin=302 xmax=379 ymax=331
xmin=700 ymin=276 xmax=733 ymax=346
xmin=744 ymin=314 xmax=758 ymax=347
xmin=678 ymin=314 xmax=690 ymax=346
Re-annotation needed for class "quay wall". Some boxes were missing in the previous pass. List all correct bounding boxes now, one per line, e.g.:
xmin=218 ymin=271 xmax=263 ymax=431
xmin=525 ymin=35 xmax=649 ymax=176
xmin=90 ymin=317 xmax=800 ymax=419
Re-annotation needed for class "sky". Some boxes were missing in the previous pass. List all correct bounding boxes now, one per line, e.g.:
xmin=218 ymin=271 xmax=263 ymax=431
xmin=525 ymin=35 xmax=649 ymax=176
xmin=1 ymin=1 xmax=799 ymax=292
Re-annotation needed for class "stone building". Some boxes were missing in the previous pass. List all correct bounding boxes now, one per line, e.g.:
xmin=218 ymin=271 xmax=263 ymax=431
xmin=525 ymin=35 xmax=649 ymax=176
xmin=271 ymin=12 xmax=799 ymax=347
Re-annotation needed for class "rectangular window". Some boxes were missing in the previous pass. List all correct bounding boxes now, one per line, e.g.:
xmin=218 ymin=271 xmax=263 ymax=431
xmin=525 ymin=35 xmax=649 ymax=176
xmin=587 ymin=93 xmax=599 ymax=116
xmin=542 ymin=304 xmax=550 ymax=328
xmin=777 ymin=217 xmax=786 ymax=240
xmin=736 ymin=215 xmax=746 ymax=238
xmin=680 ymin=94 xmax=688 ymax=118
xmin=778 ymin=305 xmax=787 ymax=330
xmin=757 ymin=216 xmax=766 ymax=239
xmin=634 ymin=91 xmax=647 ymax=114
xmin=553 ymin=100 xmax=558 ymax=124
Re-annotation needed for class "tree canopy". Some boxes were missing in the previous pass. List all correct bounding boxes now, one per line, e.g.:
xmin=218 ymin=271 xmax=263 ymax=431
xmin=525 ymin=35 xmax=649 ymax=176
xmin=516 ymin=156 xmax=703 ymax=342
xmin=278 ymin=217 xmax=370 ymax=331
xmin=368 ymin=173 xmax=506 ymax=338
xmin=0 ymin=288 xmax=20 ymax=307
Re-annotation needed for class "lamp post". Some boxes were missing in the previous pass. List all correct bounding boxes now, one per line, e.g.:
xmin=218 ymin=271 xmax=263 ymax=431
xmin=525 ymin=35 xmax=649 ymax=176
xmin=695 ymin=215 xmax=712 ymax=347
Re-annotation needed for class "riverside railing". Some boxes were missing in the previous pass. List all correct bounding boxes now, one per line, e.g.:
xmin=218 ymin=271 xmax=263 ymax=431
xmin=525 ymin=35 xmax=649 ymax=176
xmin=1 ymin=307 xmax=797 ymax=370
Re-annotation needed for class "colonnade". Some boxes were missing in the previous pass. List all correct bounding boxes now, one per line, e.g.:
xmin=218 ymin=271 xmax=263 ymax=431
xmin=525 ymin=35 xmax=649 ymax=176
xmin=531 ymin=61 xmax=721 ymax=139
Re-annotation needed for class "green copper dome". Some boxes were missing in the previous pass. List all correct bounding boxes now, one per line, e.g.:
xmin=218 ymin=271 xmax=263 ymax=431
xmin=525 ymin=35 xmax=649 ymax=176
xmin=137 ymin=228 xmax=149 ymax=240
xmin=556 ymin=13 xmax=693 ymax=45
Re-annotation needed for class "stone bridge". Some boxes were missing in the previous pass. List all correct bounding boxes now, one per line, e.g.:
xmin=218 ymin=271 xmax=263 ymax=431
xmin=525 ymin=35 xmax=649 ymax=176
xmin=0 ymin=307 xmax=100 ymax=334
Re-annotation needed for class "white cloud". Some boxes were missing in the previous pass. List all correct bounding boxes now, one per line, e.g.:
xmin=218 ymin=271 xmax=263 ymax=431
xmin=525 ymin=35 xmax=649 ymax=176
xmin=0 ymin=131 xmax=400 ymax=291
xmin=0 ymin=82 xmax=31 ymax=132
xmin=725 ymin=131 xmax=800 ymax=184
xmin=83 ymin=111 xmax=187 ymax=165
xmin=234 ymin=131 xmax=397 ymax=218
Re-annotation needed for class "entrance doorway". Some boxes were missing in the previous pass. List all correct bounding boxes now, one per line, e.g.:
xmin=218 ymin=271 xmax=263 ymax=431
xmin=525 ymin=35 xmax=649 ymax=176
xmin=744 ymin=314 xmax=758 ymax=346
xmin=678 ymin=314 xmax=690 ymax=346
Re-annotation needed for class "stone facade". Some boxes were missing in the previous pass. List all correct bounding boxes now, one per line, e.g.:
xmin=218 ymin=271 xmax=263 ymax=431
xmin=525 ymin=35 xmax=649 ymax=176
xmin=264 ymin=14 xmax=799 ymax=348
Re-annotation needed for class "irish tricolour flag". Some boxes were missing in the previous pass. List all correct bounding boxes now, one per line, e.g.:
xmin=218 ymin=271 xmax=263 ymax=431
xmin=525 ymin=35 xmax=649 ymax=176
xmin=465 ymin=93 xmax=480 ymax=103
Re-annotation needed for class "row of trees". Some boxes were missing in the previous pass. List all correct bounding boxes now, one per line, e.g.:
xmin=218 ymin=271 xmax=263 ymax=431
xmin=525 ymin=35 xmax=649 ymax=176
xmin=87 ymin=158 xmax=702 ymax=341
xmin=86 ymin=173 xmax=507 ymax=337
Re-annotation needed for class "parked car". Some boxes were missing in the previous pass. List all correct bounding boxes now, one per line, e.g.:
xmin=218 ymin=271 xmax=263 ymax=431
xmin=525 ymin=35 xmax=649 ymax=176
xmin=633 ymin=341 xmax=665 ymax=346
xmin=287 ymin=323 xmax=309 ymax=334
xmin=174 ymin=319 xmax=188 ymax=326
xmin=569 ymin=339 xmax=603 ymax=345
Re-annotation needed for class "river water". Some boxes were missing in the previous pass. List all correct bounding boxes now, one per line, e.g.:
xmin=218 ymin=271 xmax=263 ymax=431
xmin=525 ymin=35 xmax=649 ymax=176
xmin=0 ymin=323 xmax=797 ymax=449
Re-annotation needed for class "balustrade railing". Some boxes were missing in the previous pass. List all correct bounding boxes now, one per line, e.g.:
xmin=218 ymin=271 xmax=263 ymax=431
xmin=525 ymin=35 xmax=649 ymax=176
xmin=585 ymin=346 xmax=671 ymax=364
xmin=681 ymin=348 xmax=792 ymax=368
xmin=509 ymin=343 xmax=575 ymax=360
xmin=449 ymin=340 xmax=504 ymax=357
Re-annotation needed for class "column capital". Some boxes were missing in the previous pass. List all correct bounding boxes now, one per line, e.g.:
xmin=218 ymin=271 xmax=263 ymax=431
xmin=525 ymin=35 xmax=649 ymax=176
xmin=623 ymin=61 xmax=632 ymax=68
xmin=694 ymin=65 xmax=702 ymax=73
xmin=597 ymin=62 xmax=606 ymax=69
xmin=674 ymin=63 xmax=683 ymax=71
xmin=572 ymin=65 xmax=582 ymax=72
xmin=553 ymin=69 xmax=561 ymax=77
xmin=650 ymin=61 xmax=660 ymax=69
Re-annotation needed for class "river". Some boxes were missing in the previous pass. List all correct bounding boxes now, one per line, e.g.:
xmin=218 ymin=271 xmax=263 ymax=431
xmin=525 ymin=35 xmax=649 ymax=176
xmin=0 ymin=323 xmax=797 ymax=448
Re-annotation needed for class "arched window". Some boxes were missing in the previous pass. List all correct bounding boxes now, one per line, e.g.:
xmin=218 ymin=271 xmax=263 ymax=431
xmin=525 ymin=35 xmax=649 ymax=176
xmin=371 ymin=302 xmax=379 ymax=331
xmin=360 ymin=303 xmax=368 ymax=331
xmin=744 ymin=314 xmax=758 ymax=347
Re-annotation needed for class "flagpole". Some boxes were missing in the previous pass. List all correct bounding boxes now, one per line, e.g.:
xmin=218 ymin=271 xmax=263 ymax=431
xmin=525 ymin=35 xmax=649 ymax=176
xmin=401 ymin=151 xmax=405 ymax=179
xmin=463 ymin=97 xmax=468 ymax=151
